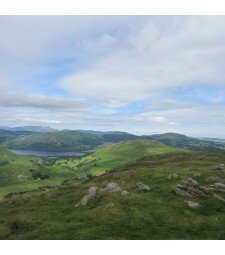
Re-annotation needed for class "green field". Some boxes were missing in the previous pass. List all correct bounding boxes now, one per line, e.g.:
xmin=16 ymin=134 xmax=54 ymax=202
xmin=0 ymin=140 xmax=181 ymax=199
xmin=0 ymin=145 xmax=77 ymax=199
xmin=55 ymin=140 xmax=184 ymax=176
xmin=1 ymin=151 xmax=225 ymax=239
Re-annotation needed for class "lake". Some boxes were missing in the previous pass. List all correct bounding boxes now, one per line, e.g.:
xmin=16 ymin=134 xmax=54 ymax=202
xmin=11 ymin=149 xmax=85 ymax=157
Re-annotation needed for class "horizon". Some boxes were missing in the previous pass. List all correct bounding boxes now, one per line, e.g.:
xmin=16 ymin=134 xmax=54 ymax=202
xmin=1 ymin=125 xmax=225 ymax=139
xmin=0 ymin=16 xmax=225 ymax=138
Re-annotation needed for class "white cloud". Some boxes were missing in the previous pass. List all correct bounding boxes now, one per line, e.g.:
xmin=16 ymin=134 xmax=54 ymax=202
xmin=59 ymin=16 xmax=225 ymax=108
xmin=82 ymin=34 xmax=118 ymax=52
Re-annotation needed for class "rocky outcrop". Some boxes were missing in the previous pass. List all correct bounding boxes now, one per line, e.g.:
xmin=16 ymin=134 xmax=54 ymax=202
xmin=186 ymin=200 xmax=201 ymax=209
xmin=79 ymin=186 xmax=99 ymax=206
xmin=214 ymin=182 xmax=225 ymax=190
xmin=172 ymin=178 xmax=211 ymax=197
xmin=135 ymin=182 xmax=150 ymax=191
xmin=212 ymin=164 xmax=224 ymax=170
xmin=105 ymin=183 xmax=121 ymax=192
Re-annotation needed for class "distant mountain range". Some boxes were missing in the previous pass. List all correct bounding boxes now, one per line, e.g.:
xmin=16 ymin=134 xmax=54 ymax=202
xmin=0 ymin=126 xmax=225 ymax=152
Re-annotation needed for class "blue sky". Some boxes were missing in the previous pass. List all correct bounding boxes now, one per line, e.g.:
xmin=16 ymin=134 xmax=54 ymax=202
xmin=0 ymin=16 xmax=225 ymax=137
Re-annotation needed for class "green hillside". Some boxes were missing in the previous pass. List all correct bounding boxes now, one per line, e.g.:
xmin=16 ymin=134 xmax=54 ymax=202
xmin=4 ymin=130 xmax=103 ymax=152
xmin=1 ymin=151 xmax=225 ymax=239
xmin=0 ymin=145 xmax=77 ymax=199
xmin=55 ymin=140 xmax=184 ymax=176
xmin=0 ymin=129 xmax=35 ymax=143
xmin=145 ymin=132 xmax=225 ymax=152
xmin=0 ymin=140 xmax=182 ymax=200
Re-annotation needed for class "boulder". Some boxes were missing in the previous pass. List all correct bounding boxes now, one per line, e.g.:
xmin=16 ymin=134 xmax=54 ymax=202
xmin=214 ymin=183 xmax=225 ymax=190
xmin=80 ymin=186 xmax=99 ymax=206
xmin=105 ymin=202 xmax=115 ymax=209
xmin=88 ymin=187 xmax=98 ymax=197
xmin=122 ymin=190 xmax=129 ymax=196
xmin=186 ymin=200 xmax=201 ymax=209
xmin=172 ymin=178 xmax=211 ymax=197
xmin=172 ymin=186 xmax=193 ymax=197
xmin=80 ymin=195 xmax=90 ymax=206
xmin=212 ymin=164 xmax=224 ymax=170
xmin=135 ymin=182 xmax=150 ymax=191
xmin=105 ymin=183 xmax=121 ymax=192
xmin=167 ymin=173 xmax=179 ymax=180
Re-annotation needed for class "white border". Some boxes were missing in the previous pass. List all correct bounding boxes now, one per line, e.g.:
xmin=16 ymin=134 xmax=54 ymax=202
xmin=0 ymin=0 xmax=225 ymax=253
xmin=0 ymin=0 xmax=225 ymax=15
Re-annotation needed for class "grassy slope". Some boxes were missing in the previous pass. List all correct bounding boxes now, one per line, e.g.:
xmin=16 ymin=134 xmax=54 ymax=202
xmin=1 ymin=151 xmax=225 ymax=239
xmin=4 ymin=130 xmax=103 ymax=152
xmin=0 ymin=145 xmax=76 ymax=199
xmin=0 ymin=140 xmax=180 ymax=199
xmin=56 ymin=140 xmax=183 ymax=176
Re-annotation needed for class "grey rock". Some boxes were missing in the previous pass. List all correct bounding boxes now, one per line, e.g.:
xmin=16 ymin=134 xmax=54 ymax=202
xmin=212 ymin=164 xmax=224 ymax=170
xmin=105 ymin=202 xmax=115 ymax=209
xmin=186 ymin=200 xmax=201 ymax=209
xmin=172 ymin=186 xmax=193 ymax=197
xmin=88 ymin=187 xmax=98 ymax=197
xmin=135 ymin=182 xmax=150 ymax=191
xmin=105 ymin=183 xmax=121 ymax=192
xmin=122 ymin=190 xmax=129 ymax=196
xmin=80 ymin=186 xmax=99 ymax=206
xmin=80 ymin=195 xmax=90 ymax=206
xmin=183 ymin=178 xmax=198 ymax=186
xmin=172 ymin=178 xmax=211 ymax=197
xmin=167 ymin=173 xmax=179 ymax=179
xmin=214 ymin=182 xmax=225 ymax=190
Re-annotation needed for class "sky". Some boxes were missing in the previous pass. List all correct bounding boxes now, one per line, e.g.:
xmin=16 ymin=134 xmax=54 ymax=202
xmin=0 ymin=16 xmax=225 ymax=137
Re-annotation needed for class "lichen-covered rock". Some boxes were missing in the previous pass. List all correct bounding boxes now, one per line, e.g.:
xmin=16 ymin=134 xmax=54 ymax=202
xmin=172 ymin=178 xmax=211 ymax=197
xmin=214 ymin=182 xmax=225 ymax=190
xmin=172 ymin=187 xmax=193 ymax=197
xmin=105 ymin=183 xmax=121 ymax=192
xmin=135 ymin=182 xmax=150 ymax=191
xmin=105 ymin=202 xmax=115 ymax=209
xmin=88 ymin=187 xmax=98 ymax=197
xmin=122 ymin=190 xmax=129 ymax=196
xmin=212 ymin=164 xmax=224 ymax=170
xmin=80 ymin=186 xmax=99 ymax=206
xmin=186 ymin=200 xmax=201 ymax=209
xmin=80 ymin=195 xmax=90 ymax=206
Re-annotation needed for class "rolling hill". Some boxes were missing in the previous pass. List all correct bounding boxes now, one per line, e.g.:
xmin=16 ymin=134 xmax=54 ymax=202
xmin=145 ymin=132 xmax=225 ymax=152
xmin=0 ymin=129 xmax=35 ymax=143
xmin=0 ymin=145 xmax=80 ymax=199
xmin=56 ymin=140 xmax=184 ymax=176
xmin=4 ymin=130 xmax=104 ymax=152
xmin=0 ymin=140 xmax=182 ymax=199
xmin=1 ymin=151 xmax=225 ymax=239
